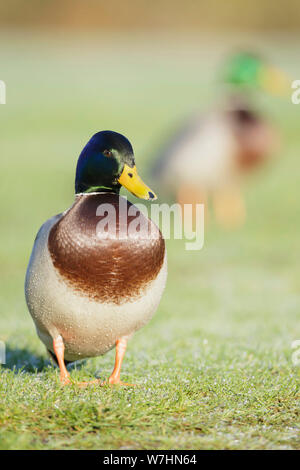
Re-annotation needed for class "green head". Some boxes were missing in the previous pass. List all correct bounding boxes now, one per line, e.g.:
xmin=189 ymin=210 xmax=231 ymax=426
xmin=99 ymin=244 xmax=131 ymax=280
xmin=222 ymin=51 xmax=289 ymax=95
xmin=75 ymin=131 xmax=156 ymax=200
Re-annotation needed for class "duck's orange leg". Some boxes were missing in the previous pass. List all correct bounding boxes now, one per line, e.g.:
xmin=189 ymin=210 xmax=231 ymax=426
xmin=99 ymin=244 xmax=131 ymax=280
xmin=212 ymin=185 xmax=246 ymax=229
xmin=102 ymin=337 xmax=135 ymax=387
xmin=53 ymin=335 xmax=71 ymax=386
xmin=177 ymin=184 xmax=208 ymax=229
xmin=53 ymin=335 xmax=100 ymax=387
xmin=53 ymin=335 xmax=134 ymax=388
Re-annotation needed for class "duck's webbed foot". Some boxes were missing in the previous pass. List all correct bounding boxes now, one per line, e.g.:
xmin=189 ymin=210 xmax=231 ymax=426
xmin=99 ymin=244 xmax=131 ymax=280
xmin=76 ymin=379 xmax=101 ymax=388
xmin=101 ymin=337 xmax=136 ymax=387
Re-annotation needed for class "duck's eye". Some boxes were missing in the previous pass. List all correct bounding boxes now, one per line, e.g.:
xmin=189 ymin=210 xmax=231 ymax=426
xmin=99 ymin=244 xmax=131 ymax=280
xmin=103 ymin=150 xmax=112 ymax=158
xmin=128 ymin=172 xmax=133 ymax=178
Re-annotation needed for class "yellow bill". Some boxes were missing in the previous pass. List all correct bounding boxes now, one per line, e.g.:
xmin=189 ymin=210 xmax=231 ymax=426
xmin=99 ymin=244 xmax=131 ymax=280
xmin=118 ymin=164 xmax=157 ymax=200
xmin=260 ymin=66 xmax=290 ymax=96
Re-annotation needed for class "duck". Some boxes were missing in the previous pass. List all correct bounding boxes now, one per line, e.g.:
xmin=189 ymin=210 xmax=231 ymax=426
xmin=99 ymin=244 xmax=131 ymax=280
xmin=25 ymin=131 xmax=167 ymax=387
xmin=152 ymin=52 xmax=288 ymax=228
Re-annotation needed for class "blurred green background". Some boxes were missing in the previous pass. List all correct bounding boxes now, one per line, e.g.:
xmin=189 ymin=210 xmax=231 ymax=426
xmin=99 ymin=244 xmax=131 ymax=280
xmin=0 ymin=1 xmax=299 ymax=450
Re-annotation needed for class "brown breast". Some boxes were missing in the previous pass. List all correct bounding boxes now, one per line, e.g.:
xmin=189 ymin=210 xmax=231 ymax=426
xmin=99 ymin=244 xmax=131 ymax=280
xmin=48 ymin=193 xmax=165 ymax=304
xmin=229 ymin=108 xmax=277 ymax=171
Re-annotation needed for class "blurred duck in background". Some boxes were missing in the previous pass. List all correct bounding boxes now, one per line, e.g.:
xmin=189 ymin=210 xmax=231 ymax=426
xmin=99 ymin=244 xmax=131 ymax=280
xmin=152 ymin=52 xmax=289 ymax=228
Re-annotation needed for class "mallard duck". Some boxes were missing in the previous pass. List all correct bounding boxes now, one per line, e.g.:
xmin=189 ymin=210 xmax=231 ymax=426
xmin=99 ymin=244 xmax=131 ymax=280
xmin=25 ymin=131 xmax=167 ymax=386
xmin=152 ymin=52 xmax=288 ymax=228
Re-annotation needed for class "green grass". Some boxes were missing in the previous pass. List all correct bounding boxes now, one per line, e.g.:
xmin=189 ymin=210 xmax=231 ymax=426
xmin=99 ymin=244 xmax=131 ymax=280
xmin=0 ymin=32 xmax=299 ymax=450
